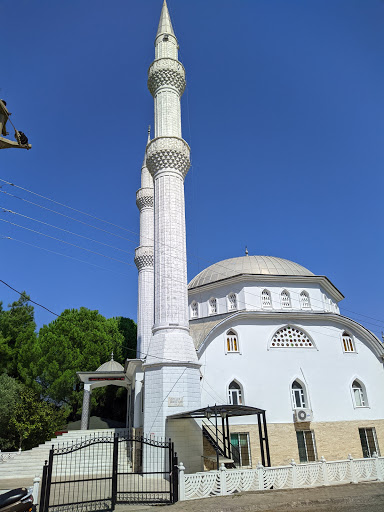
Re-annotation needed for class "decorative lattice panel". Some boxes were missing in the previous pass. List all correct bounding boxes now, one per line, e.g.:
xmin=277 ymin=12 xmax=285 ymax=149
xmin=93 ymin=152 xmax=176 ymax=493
xmin=271 ymin=326 xmax=314 ymax=348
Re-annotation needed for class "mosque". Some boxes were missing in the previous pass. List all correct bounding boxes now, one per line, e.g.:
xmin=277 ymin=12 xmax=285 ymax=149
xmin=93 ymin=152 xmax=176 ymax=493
xmin=81 ymin=1 xmax=384 ymax=474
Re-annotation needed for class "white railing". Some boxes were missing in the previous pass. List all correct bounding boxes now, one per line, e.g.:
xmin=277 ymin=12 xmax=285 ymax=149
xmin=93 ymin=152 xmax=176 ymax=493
xmin=178 ymin=453 xmax=384 ymax=501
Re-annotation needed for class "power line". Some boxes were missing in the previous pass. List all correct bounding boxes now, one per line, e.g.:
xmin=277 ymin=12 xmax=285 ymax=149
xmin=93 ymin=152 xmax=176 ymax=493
xmin=0 ymin=278 xmax=59 ymax=316
xmin=0 ymin=218 xmax=136 ymax=267
xmin=1 ymin=207 xmax=134 ymax=256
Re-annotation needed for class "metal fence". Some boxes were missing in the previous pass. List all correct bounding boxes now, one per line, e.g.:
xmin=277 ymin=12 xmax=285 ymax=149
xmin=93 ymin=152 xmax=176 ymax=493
xmin=39 ymin=433 xmax=178 ymax=512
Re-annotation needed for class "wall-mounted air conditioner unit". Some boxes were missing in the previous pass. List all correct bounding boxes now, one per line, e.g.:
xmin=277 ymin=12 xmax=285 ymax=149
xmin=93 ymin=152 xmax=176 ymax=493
xmin=294 ymin=408 xmax=313 ymax=422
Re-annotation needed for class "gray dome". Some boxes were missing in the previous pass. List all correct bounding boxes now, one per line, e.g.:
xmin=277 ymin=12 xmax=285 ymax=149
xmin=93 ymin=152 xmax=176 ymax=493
xmin=96 ymin=359 xmax=124 ymax=372
xmin=189 ymin=256 xmax=314 ymax=289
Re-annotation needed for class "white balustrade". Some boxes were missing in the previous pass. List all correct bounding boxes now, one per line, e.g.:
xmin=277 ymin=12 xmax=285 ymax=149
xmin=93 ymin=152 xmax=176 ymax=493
xmin=178 ymin=455 xmax=384 ymax=501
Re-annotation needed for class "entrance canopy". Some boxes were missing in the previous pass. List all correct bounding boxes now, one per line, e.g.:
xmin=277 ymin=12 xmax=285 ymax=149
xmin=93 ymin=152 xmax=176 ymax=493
xmin=168 ymin=404 xmax=264 ymax=419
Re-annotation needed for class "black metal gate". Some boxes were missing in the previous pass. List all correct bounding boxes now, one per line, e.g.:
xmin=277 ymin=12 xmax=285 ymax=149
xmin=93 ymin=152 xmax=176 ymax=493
xmin=40 ymin=433 xmax=178 ymax=512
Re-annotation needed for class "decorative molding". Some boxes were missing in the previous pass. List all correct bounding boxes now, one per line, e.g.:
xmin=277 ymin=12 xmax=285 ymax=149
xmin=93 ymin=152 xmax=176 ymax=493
xmin=146 ymin=136 xmax=190 ymax=178
xmin=136 ymin=187 xmax=154 ymax=210
xmin=134 ymin=246 xmax=154 ymax=270
xmin=148 ymin=58 xmax=186 ymax=96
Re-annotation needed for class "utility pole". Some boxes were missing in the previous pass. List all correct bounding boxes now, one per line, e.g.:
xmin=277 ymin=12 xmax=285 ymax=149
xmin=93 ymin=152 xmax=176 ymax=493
xmin=0 ymin=99 xmax=31 ymax=150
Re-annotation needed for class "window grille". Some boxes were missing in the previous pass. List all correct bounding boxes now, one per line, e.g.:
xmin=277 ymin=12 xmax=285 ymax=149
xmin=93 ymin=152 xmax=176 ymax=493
xmin=281 ymin=290 xmax=291 ymax=308
xmin=352 ymin=380 xmax=367 ymax=407
xmin=359 ymin=428 xmax=380 ymax=458
xmin=342 ymin=332 xmax=355 ymax=352
xmin=296 ymin=430 xmax=317 ymax=462
xmin=226 ymin=329 xmax=239 ymax=352
xmin=292 ymin=381 xmax=306 ymax=408
xmin=228 ymin=381 xmax=242 ymax=405
xmin=209 ymin=298 xmax=217 ymax=315
xmin=270 ymin=326 xmax=314 ymax=348
xmin=228 ymin=293 xmax=237 ymax=311
xmin=261 ymin=290 xmax=272 ymax=308
xmin=300 ymin=291 xmax=310 ymax=309
xmin=191 ymin=301 xmax=198 ymax=318
xmin=230 ymin=433 xmax=251 ymax=467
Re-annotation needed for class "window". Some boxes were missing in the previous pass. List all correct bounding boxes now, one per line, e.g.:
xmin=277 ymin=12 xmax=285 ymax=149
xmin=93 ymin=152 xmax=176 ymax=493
xmin=296 ymin=430 xmax=317 ymax=462
xmin=209 ymin=298 xmax=217 ymax=315
xmin=300 ymin=291 xmax=310 ymax=309
xmin=292 ymin=380 xmax=306 ymax=409
xmin=230 ymin=433 xmax=251 ymax=467
xmin=281 ymin=290 xmax=291 ymax=308
xmin=342 ymin=332 xmax=355 ymax=353
xmin=228 ymin=293 xmax=237 ymax=311
xmin=261 ymin=289 xmax=272 ymax=308
xmin=226 ymin=329 xmax=239 ymax=353
xmin=191 ymin=301 xmax=198 ymax=318
xmin=352 ymin=380 xmax=368 ymax=407
xmin=228 ymin=381 xmax=243 ymax=405
xmin=270 ymin=325 xmax=314 ymax=348
xmin=359 ymin=428 xmax=380 ymax=458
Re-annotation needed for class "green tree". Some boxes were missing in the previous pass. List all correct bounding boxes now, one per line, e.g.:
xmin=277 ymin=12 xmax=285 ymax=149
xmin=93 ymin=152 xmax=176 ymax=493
xmin=10 ymin=387 xmax=67 ymax=450
xmin=0 ymin=294 xmax=37 ymax=377
xmin=29 ymin=307 xmax=126 ymax=420
xmin=116 ymin=316 xmax=137 ymax=358
xmin=0 ymin=373 xmax=22 ymax=450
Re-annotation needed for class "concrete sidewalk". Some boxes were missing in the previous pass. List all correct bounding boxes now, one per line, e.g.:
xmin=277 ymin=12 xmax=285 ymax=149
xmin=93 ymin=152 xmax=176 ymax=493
xmin=115 ymin=481 xmax=384 ymax=512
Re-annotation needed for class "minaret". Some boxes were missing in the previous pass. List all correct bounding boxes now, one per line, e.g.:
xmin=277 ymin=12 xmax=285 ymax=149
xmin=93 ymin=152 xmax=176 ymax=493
xmin=134 ymin=128 xmax=154 ymax=358
xmin=143 ymin=1 xmax=202 ymax=468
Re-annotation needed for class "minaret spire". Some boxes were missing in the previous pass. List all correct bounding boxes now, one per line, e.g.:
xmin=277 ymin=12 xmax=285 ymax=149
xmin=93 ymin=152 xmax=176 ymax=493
xmin=156 ymin=0 xmax=175 ymax=37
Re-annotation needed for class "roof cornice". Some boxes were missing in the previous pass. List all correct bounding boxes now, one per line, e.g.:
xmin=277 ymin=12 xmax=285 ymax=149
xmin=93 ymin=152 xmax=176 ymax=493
xmin=188 ymin=274 xmax=344 ymax=301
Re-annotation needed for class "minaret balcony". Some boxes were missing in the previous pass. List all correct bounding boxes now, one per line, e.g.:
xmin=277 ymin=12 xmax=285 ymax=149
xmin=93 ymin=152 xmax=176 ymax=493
xmin=134 ymin=246 xmax=154 ymax=271
xmin=146 ymin=136 xmax=190 ymax=179
xmin=148 ymin=57 xmax=186 ymax=97
xmin=136 ymin=187 xmax=154 ymax=210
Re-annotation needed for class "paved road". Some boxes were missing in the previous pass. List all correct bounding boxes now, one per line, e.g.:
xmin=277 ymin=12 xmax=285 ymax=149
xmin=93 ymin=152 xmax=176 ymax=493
xmin=115 ymin=481 xmax=384 ymax=512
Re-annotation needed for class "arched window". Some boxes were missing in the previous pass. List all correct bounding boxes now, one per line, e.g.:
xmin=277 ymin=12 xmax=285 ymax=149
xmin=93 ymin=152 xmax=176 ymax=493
xmin=228 ymin=293 xmax=237 ymax=311
xmin=228 ymin=381 xmax=243 ymax=405
xmin=292 ymin=380 xmax=306 ymax=409
xmin=300 ymin=291 xmax=310 ymax=309
xmin=209 ymin=297 xmax=217 ymax=315
xmin=191 ymin=301 xmax=198 ymax=318
xmin=261 ymin=289 xmax=272 ymax=308
xmin=270 ymin=325 xmax=314 ymax=348
xmin=281 ymin=290 xmax=291 ymax=308
xmin=226 ymin=329 xmax=239 ymax=353
xmin=342 ymin=332 xmax=355 ymax=353
xmin=352 ymin=380 xmax=367 ymax=407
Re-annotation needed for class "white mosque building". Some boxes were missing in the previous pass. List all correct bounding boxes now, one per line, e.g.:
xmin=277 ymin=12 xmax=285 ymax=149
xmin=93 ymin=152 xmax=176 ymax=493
xmin=83 ymin=1 xmax=384 ymax=474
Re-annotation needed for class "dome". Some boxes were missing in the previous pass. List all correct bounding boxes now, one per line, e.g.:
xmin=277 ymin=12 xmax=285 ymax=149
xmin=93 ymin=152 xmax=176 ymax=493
xmin=96 ymin=358 xmax=124 ymax=372
xmin=189 ymin=256 xmax=314 ymax=289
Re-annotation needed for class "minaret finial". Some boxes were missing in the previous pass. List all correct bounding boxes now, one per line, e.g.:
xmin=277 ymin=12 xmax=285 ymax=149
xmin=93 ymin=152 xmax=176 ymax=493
xmin=245 ymin=246 xmax=249 ymax=256
xmin=111 ymin=351 xmax=114 ymax=361
xmin=147 ymin=125 xmax=151 ymax=144
xmin=157 ymin=0 xmax=175 ymax=37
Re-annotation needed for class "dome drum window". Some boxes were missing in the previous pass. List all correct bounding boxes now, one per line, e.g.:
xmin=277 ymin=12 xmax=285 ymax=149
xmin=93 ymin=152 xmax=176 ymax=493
xmin=271 ymin=326 xmax=314 ymax=348
xmin=191 ymin=301 xmax=198 ymax=318
xmin=228 ymin=293 xmax=237 ymax=311
xmin=300 ymin=291 xmax=310 ymax=309
xmin=342 ymin=332 xmax=355 ymax=353
xmin=281 ymin=290 xmax=291 ymax=308
xmin=209 ymin=297 xmax=217 ymax=315
xmin=226 ymin=329 xmax=239 ymax=353
xmin=261 ymin=290 xmax=272 ymax=308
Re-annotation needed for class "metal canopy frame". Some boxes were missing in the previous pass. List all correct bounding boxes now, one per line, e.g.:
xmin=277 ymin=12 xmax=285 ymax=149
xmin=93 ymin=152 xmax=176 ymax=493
xmin=168 ymin=404 xmax=271 ymax=468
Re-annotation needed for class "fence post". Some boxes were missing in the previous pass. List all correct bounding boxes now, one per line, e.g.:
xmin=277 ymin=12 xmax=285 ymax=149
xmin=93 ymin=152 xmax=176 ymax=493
xmin=178 ymin=462 xmax=186 ymax=501
xmin=219 ymin=463 xmax=227 ymax=496
xmin=111 ymin=435 xmax=119 ymax=510
xmin=172 ymin=451 xmax=179 ymax=503
xmin=256 ymin=462 xmax=264 ymax=490
xmin=372 ymin=452 xmax=384 ymax=481
xmin=290 ymin=459 xmax=298 ymax=488
xmin=32 ymin=476 xmax=40 ymax=510
xmin=320 ymin=456 xmax=329 ymax=486
xmin=348 ymin=454 xmax=358 ymax=484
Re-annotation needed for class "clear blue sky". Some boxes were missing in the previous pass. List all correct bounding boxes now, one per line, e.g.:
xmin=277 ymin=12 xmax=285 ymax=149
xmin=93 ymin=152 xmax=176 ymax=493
xmin=1 ymin=0 xmax=383 ymax=339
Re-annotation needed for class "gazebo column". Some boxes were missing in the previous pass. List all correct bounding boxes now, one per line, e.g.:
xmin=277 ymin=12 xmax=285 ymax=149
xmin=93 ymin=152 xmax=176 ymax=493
xmin=81 ymin=383 xmax=92 ymax=430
